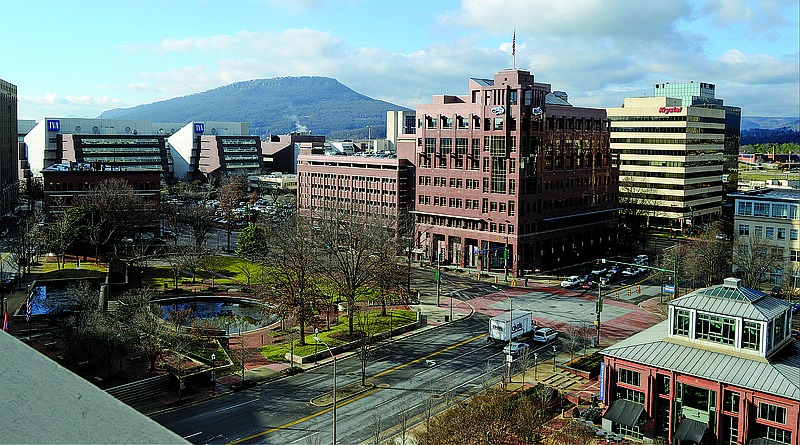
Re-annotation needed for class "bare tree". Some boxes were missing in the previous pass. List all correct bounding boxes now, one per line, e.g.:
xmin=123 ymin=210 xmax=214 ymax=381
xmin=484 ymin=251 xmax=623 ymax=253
xmin=171 ymin=202 xmax=217 ymax=248
xmin=7 ymin=211 xmax=45 ymax=284
xmin=564 ymin=324 xmax=586 ymax=362
xmin=733 ymin=236 xmax=785 ymax=291
xmin=370 ymin=407 xmax=384 ymax=445
xmin=353 ymin=308 xmax=379 ymax=386
xmin=44 ymin=207 xmax=76 ymax=275
xmin=317 ymin=208 xmax=399 ymax=335
xmin=218 ymin=176 xmax=246 ymax=251
xmin=618 ymin=177 xmax=659 ymax=252
xmin=75 ymin=177 xmax=150 ymax=244
xmin=262 ymin=215 xmax=321 ymax=346
xmin=688 ymin=235 xmax=730 ymax=288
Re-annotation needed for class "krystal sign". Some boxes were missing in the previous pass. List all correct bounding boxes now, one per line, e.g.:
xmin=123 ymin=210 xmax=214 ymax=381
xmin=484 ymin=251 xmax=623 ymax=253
xmin=658 ymin=106 xmax=683 ymax=114
xmin=491 ymin=106 xmax=505 ymax=115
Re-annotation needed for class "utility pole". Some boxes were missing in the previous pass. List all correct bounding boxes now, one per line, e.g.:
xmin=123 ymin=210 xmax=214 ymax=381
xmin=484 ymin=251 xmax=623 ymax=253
xmin=436 ymin=250 xmax=441 ymax=307
xmin=595 ymin=280 xmax=602 ymax=347
xmin=504 ymin=236 xmax=509 ymax=282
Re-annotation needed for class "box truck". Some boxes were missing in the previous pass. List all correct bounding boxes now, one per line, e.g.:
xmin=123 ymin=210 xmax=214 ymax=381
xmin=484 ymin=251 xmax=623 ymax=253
xmin=488 ymin=311 xmax=534 ymax=343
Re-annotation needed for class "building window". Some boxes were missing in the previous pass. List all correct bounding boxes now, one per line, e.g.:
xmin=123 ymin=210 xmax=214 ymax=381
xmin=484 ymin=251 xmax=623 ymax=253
xmin=674 ymin=309 xmax=690 ymax=336
xmin=615 ymin=387 xmax=645 ymax=404
xmin=619 ymin=368 xmax=641 ymax=387
xmin=790 ymin=229 xmax=798 ymax=240
xmin=509 ymin=90 xmax=518 ymax=105
xmin=755 ymin=226 xmax=763 ymax=237
xmin=761 ymin=425 xmax=792 ymax=444
xmin=695 ymin=312 xmax=736 ymax=345
xmin=777 ymin=228 xmax=786 ymax=239
xmin=758 ymin=403 xmax=787 ymax=425
xmin=723 ymin=391 xmax=740 ymax=414
xmin=738 ymin=201 xmax=752 ymax=215
xmin=493 ymin=118 xmax=503 ymax=131
xmin=770 ymin=268 xmax=782 ymax=286
xmin=772 ymin=204 xmax=788 ymax=218
xmin=742 ymin=321 xmax=761 ymax=350
xmin=739 ymin=224 xmax=750 ymax=236
xmin=754 ymin=202 xmax=770 ymax=217
xmin=721 ymin=415 xmax=739 ymax=445
xmin=766 ymin=227 xmax=774 ymax=239
xmin=790 ymin=250 xmax=799 ymax=262
xmin=657 ymin=375 xmax=670 ymax=395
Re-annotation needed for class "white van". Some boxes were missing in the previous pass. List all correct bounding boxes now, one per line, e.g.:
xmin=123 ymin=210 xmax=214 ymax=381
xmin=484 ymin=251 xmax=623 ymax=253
xmin=533 ymin=327 xmax=558 ymax=343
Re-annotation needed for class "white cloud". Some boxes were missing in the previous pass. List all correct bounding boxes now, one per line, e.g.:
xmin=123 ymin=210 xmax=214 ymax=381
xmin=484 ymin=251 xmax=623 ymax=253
xmin=699 ymin=0 xmax=797 ymax=35
xmin=19 ymin=93 xmax=127 ymax=118
xmin=442 ymin=0 xmax=693 ymax=44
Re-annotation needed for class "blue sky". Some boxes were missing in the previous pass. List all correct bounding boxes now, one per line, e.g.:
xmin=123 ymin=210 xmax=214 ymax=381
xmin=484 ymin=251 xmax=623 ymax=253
xmin=4 ymin=0 xmax=798 ymax=120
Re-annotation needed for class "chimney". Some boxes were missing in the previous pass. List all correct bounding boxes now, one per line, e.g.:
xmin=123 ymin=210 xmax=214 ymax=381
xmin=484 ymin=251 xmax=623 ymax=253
xmin=723 ymin=277 xmax=742 ymax=289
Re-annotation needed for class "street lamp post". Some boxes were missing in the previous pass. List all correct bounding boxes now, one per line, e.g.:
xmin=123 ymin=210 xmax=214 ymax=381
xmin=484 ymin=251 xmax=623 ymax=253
xmin=314 ymin=337 xmax=336 ymax=445
xmin=390 ymin=308 xmax=394 ymax=338
xmin=534 ymin=352 xmax=538 ymax=380
xmin=552 ymin=345 xmax=557 ymax=372
xmin=211 ymin=353 xmax=216 ymax=396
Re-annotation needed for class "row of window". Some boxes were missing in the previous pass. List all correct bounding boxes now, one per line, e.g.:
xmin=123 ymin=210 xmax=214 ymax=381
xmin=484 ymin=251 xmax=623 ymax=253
xmin=738 ymin=224 xmax=798 ymax=240
xmin=609 ymin=115 xmax=726 ymax=124
xmin=736 ymin=201 xmax=799 ymax=219
xmin=621 ymin=159 xmax=720 ymax=168
xmin=611 ymin=126 xmax=724 ymax=134
xmin=611 ymin=137 xmax=723 ymax=145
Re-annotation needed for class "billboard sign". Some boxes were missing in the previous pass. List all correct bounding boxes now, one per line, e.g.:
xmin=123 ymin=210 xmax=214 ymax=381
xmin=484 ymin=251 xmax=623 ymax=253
xmin=194 ymin=123 xmax=205 ymax=133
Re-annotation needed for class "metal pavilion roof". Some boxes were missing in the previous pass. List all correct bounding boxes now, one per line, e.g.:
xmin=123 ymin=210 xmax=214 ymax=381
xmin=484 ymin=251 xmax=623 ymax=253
xmin=670 ymin=278 xmax=791 ymax=321
xmin=602 ymin=321 xmax=800 ymax=400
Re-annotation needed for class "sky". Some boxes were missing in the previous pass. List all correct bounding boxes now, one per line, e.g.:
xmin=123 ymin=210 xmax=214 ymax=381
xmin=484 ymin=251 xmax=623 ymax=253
xmin=4 ymin=0 xmax=799 ymax=121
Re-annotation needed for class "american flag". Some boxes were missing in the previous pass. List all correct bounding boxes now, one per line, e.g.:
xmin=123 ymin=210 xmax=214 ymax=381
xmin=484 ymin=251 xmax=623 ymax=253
xmin=3 ymin=312 xmax=7 ymax=331
xmin=512 ymin=30 xmax=515 ymax=57
xmin=26 ymin=297 xmax=31 ymax=322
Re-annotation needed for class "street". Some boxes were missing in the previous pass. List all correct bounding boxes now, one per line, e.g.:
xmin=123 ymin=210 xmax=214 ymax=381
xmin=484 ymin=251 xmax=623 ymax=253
xmin=153 ymin=313 xmax=556 ymax=444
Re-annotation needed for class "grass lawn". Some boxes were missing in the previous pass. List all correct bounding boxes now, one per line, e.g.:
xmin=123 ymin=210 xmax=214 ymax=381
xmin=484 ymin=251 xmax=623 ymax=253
xmin=38 ymin=257 xmax=107 ymax=280
xmin=259 ymin=309 xmax=416 ymax=362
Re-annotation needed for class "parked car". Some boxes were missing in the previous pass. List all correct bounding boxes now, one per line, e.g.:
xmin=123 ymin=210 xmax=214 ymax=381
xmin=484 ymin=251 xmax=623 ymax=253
xmin=561 ymin=276 xmax=583 ymax=288
xmin=162 ymin=230 xmax=177 ymax=239
xmin=503 ymin=342 xmax=529 ymax=356
xmin=634 ymin=255 xmax=648 ymax=265
xmin=591 ymin=267 xmax=607 ymax=275
xmin=533 ymin=327 xmax=558 ymax=343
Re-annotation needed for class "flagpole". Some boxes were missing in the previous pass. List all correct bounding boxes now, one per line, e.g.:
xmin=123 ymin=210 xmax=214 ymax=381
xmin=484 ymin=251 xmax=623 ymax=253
xmin=512 ymin=29 xmax=516 ymax=69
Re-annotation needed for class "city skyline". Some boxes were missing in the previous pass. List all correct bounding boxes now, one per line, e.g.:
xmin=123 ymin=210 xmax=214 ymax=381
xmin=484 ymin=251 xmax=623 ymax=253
xmin=4 ymin=0 xmax=798 ymax=120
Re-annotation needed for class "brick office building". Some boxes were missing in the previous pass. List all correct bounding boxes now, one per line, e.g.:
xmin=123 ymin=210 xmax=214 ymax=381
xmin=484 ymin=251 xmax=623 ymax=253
xmin=296 ymin=146 xmax=409 ymax=222
xmin=600 ymin=278 xmax=798 ymax=445
xmin=41 ymin=163 xmax=160 ymax=234
xmin=396 ymin=69 xmax=618 ymax=276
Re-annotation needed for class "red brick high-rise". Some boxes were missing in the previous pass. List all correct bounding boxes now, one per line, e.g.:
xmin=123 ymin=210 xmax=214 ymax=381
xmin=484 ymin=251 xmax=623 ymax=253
xmin=397 ymin=69 xmax=619 ymax=277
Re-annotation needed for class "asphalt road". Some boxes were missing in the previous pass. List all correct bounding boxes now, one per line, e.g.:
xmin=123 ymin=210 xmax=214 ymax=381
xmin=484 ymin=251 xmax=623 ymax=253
xmin=153 ymin=313 xmax=563 ymax=445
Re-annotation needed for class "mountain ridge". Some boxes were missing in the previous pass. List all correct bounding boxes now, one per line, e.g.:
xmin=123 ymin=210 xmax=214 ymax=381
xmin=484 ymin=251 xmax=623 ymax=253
xmin=100 ymin=76 xmax=410 ymax=138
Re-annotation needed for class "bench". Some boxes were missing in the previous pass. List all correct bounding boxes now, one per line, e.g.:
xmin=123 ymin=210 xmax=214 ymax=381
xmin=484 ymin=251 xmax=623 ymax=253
xmin=45 ymin=342 xmax=57 ymax=350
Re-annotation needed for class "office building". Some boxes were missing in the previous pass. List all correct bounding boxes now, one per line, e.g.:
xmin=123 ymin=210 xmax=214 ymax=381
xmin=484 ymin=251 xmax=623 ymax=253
xmin=731 ymin=188 xmax=800 ymax=290
xmin=653 ymin=82 xmax=741 ymax=192
xmin=261 ymin=133 xmax=325 ymax=174
xmin=23 ymin=118 xmax=256 ymax=181
xmin=1 ymin=79 xmax=18 ymax=216
xmin=607 ymin=97 xmax=725 ymax=230
xmin=41 ymin=162 xmax=160 ymax=234
xmin=600 ymin=277 xmax=798 ymax=445
xmin=296 ymin=146 xmax=409 ymax=222
xmin=396 ymin=69 xmax=618 ymax=276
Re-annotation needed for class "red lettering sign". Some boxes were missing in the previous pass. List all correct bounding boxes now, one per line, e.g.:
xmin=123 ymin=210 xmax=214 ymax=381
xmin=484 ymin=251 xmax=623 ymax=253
xmin=658 ymin=106 xmax=683 ymax=114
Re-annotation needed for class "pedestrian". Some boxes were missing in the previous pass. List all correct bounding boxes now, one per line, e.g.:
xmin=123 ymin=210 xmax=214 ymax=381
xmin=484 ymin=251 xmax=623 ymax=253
xmin=524 ymin=277 xmax=528 ymax=287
